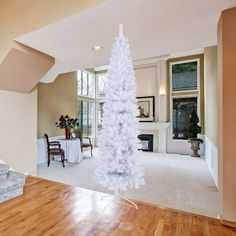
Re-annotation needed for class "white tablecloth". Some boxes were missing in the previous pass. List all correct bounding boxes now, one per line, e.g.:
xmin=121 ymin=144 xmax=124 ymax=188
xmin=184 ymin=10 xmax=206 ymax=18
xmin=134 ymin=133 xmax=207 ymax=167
xmin=59 ymin=139 xmax=82 ymax=163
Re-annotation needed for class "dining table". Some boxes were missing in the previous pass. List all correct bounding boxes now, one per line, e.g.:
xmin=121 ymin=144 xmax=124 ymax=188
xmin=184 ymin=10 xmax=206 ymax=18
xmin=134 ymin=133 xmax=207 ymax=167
xmin=58 ymin=138 xmax=82 ymax=163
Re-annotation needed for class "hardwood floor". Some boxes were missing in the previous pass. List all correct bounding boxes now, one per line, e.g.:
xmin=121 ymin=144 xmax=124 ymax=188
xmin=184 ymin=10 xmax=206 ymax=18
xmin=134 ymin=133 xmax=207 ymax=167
xmin=0 ymin=176 xmax=235 ymax=236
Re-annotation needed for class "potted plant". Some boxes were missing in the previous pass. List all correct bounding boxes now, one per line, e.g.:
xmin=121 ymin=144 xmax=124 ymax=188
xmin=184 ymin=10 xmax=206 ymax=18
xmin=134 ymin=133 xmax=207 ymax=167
xmin=188 ymin=110 xmax=203 ymax=157
xmin=55 ymin=115 xmax=79 ymax=139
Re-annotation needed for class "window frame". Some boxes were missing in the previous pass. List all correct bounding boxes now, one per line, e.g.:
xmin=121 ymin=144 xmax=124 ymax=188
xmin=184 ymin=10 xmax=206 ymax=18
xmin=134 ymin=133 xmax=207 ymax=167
xmin=170 ymin=58 xmax=200 ymax=94
xmin=77 ymin=70 xmax=107 ymax=143
xmin=77 ymin=70 xmax=95 ymax=98
xmin=167 ymin=55 xmax=204 ymax=142
xmin=77 ymin=98 xmax=96 ymax=138
xmin=96 ymin=72 xmax=107 ymax=98
xmin=170 ymin=95 xmax=200 ymax=142
xmin=77 ymin=70 xmax=96 ymax=139
xmin=96 ymin=101 xmax=105 ymax=137
xmin=94 ymin=73 xmax=106 ymax=143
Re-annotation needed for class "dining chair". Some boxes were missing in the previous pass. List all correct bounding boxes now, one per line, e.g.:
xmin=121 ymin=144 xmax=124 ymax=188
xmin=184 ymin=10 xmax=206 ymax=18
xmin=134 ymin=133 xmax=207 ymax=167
xmin=44 ymin=134 xmax=65 ymax=167
xmin=75 ymin=130 xmax=93 ymax=156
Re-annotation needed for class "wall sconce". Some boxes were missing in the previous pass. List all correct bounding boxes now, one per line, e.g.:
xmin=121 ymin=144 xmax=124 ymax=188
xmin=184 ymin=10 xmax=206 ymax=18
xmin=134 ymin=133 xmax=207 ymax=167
xmin=159 ymin=89 xmax=166 ymax=97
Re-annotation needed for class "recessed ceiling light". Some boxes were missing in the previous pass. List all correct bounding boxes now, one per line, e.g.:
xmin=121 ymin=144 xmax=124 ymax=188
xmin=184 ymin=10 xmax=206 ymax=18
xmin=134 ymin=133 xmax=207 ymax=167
xmin=92 ymin=46 xmax=103 ymax=51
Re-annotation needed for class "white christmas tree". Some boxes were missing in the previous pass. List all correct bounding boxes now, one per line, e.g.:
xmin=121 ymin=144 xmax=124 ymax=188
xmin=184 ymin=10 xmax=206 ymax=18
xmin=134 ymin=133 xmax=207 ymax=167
xmin=95 ymin=25 xmax=145 ymax=193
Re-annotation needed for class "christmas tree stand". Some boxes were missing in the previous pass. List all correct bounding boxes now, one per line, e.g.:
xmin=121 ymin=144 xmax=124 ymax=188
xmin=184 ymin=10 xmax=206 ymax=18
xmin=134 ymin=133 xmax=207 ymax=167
xmin=101 ymin=189 xmax=138 ymax=210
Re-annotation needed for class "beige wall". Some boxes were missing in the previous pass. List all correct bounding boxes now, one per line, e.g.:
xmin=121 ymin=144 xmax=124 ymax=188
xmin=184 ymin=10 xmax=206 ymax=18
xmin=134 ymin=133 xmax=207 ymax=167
xmin=37 ymin=72 xmax=77 ymax=138
xmin=135 ymin=66 xmax=160 ymax=120
xmin=204 ymin=46 xmax=218 ymax=146
xmin=136 ymin=67 xmax=157 ymax=97
xmin=0 ymin=89 xmax=37 ymax=175
xmin=218 ymin=7 xmax=236 ymax=224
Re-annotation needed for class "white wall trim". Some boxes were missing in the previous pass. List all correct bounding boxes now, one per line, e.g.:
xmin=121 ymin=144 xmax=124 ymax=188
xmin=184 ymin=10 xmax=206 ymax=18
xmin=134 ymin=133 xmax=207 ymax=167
xmin=205 ymin=135 xmax=218 ymax=188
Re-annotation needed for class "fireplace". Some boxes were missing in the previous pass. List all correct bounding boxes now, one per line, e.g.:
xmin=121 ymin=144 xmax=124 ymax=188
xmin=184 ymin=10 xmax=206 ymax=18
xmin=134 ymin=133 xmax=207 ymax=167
xmin=138 ymin=134 xmax=153 ymax=152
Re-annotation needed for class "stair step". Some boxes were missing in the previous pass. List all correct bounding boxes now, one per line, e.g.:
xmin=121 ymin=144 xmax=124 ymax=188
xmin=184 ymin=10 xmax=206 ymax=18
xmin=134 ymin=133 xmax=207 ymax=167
xmin=0 ymin=163 xmax=9 ymax=174
xmin=0 ymin=171 xmax=26 ymax=203
xmin=0 ymin=171 xmax=26 ymax=193
xmin=0 ymin=164 xmax=9 ymax=181
xmin=0 ymin=187 xmax=24 ymax=203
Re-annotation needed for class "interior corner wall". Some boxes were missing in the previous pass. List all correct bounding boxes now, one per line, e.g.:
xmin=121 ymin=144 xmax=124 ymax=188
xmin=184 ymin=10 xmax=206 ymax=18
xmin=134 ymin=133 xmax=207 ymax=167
xmin=0 ymin=89 xmax=37 ymax=175
xmin=37 ymin=72 xmax=77 ymax=138
xmin=218 ymin=7 xmax=236 ymax=224
xmin=204 ymin=46 xmax=218 ymax=187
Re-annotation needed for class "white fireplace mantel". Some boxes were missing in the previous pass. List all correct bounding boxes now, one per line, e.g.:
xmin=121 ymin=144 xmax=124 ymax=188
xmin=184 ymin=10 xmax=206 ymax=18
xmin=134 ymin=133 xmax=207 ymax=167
xmin=139 ymin=122 xmax=170 ymax=153
xmin=139 ymin=122 xmax=170 ymax=130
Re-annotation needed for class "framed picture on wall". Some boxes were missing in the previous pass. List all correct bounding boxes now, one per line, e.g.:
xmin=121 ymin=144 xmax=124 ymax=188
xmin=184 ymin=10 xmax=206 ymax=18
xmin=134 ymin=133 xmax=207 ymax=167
xmin=136 ymin=96 xmax=155 ymax=122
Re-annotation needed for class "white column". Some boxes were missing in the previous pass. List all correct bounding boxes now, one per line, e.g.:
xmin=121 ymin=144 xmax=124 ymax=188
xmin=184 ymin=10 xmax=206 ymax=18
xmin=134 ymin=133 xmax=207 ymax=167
xmin=159 ymin=128 xmax=167 ymax=153
xmin=158 ymin=60 xmax=168 ymax=122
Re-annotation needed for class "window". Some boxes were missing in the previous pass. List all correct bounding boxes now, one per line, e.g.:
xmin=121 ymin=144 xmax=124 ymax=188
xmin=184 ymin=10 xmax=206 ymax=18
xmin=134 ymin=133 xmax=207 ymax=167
xmin=169 ymin=57 xmax=202 ymax=140
xmin=97 ymin=73 xmax=107 ymax=97
xmin=97 ymin=102 xmax=105 ymax=135
xmin=96 ymin=73 xmax=107 ymax=138
xmin=77 ymin=70 xmax=108 ymax=141
xmin=77 ymin=70 xmax=95 ymax=138
xmin=77 ymin=101 xmax=94 ymax=138
xmin=172 ymin=61 xmax=198 ymax=92
xmin=88 ymin=74 xmax=94 ymax=97
xmin=172 ymin=97 xmax=197 ymax=140
xmin=77 ymin=70 xmax=94 ymax=97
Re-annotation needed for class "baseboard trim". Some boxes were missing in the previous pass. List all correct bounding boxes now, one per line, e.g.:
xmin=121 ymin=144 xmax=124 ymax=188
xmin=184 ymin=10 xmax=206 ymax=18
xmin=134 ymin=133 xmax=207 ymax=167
xmin=221 ymin=218 xmax=236 ymax=228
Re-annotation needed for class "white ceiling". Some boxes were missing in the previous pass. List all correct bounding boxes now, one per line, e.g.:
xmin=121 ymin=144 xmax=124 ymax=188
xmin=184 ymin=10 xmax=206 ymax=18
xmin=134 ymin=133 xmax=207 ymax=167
xmin=16 ymin=0 xmax=236 ymax=71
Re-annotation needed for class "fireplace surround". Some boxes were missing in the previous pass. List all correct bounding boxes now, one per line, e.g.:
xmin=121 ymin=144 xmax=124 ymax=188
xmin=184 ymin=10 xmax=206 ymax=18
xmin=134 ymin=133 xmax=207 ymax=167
xmin=139 ymin=122 xmax=170 ymax=153
xmin=138 ymin=134 xmax=154 ymax=152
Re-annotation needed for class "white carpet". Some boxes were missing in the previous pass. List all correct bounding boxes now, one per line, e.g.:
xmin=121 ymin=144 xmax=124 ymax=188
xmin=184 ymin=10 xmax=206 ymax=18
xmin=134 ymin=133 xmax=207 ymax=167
xmin=37 ymin=149 xmax=218 ymax=218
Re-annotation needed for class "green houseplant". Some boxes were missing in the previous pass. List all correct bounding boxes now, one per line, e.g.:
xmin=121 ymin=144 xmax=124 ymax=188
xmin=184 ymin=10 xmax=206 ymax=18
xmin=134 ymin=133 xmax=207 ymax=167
xmin=188 ymin=110 xmax=203 ymax=157
xmin=55 ymin=115 xmax=79 ymax=139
